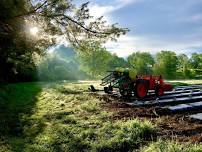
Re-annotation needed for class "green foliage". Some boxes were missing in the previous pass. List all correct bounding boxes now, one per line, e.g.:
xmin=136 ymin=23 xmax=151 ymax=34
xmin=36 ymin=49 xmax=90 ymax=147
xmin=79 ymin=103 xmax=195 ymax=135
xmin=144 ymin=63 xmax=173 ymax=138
xmin=37 ymin=53 xmax=88 ymax=81
xmin=0 ymin=0 xmax=38 ymax=82
xmin=79 ymin=42 xmax=110 ymax=78
xmin=79 ymin=41 xmax=127 ymax=78
xmin=189 ymin=53 xmax=202 ymax=78
xmin=36 ymin=45 xmax=109 ymax=81
xmin=177 ymin=54 xmax=192 ymax=79
xmin=107 ymin=54 xmax=128 ymax=71
xmin=79 ymin=42 xmax=111 ymax=78
xmin=128 ymin=52 xmax=154 ymax=75
xmin=127 ymin=51 xmax=201 ymax=79
xmin=190 ymin=53 xmax=202 ymax=69
xmin=0 ymin=0 xmax=128 ymax=83
xmin=79 ymin=47 xmax=201 ymax=79
xmin=153 ymin=51 xmax=178 ymax=79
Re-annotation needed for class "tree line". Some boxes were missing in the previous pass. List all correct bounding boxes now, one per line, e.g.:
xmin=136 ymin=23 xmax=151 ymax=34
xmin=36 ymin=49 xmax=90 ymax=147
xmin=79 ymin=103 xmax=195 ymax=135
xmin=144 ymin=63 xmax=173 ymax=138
xmin=130 ymin=51 xmax=202 ymax=79
xmin=79 ymin=42 xmax=202 ymax=79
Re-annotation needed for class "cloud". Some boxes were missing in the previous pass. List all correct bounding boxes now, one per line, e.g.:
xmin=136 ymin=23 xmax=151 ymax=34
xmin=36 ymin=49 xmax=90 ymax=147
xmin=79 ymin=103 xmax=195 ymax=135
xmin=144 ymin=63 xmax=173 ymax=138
xmin=115 ymin=0 xmax=139 ymax=7
xmin=181 ymin=13 xmax=202 ymax=23
xmin=89 ymin=0 xmax=138 ymax=18
xmin=88 ymin=0 xmax=202 ymax=57
xmin=191 ymin=13 xmax=202 ymax=21
xmin=79 ymin=0 xmax=202 ymax=57
xmin=104 ymin=35 xmax=202 ymax=57
xmin=89 ymin=4 xmax=116 ymax=18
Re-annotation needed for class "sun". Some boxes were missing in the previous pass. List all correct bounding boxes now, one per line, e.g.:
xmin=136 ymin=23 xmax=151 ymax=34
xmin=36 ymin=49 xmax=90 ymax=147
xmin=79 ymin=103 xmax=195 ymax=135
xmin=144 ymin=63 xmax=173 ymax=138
xmin=30 ymin=27 xmax=39 ymax=35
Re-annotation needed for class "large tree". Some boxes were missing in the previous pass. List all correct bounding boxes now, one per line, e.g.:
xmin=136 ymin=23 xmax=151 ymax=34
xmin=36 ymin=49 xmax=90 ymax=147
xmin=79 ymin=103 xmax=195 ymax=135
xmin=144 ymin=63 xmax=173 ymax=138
xmin=177 ymin=54 xmax=192 ymax=79
xmin=189 ymin=53 xmax=202 ymax=78
xmin=127 ymin=52 xmax=154 ymax=75
xmin=189 ymin=53 xmax=202 ymax=69
xmin=0 ymin=0 xmax=38 ymax=82
xmin=79 ymin=41 xmax=111 ymax=78
xmin=0 ymin=0 xmax=128 ymax=82
xmin=107 ymin=54 xmax=128 ymax=71
xmin=153 ymin=51 xmax=177 ymax=79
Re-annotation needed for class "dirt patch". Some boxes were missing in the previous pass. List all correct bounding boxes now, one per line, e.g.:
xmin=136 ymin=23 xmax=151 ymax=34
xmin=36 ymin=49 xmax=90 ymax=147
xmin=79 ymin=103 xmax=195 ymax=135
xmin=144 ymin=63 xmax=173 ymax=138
xmin=95 ymin=93 xmax=202 ymax=143
xmin=157 ymin=115 xmax=202 ymax=143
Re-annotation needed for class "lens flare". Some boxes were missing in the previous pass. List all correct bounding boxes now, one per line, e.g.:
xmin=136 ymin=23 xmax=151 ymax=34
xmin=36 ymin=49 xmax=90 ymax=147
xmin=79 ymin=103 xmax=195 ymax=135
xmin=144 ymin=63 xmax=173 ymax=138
xmin=30 ymin=27 xmax=39 ymax=35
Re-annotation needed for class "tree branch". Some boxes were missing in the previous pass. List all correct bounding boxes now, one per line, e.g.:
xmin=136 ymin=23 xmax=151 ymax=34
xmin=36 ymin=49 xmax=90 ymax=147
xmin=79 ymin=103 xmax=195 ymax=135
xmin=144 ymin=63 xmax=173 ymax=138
xmin=48 ymin=14 xmax=113 ymax=35
xmin=12 ymin=0 xmax=48 ymax=19
xmin=63 ymin=15 xmax=108 ymax=34
xmin=61 ymin=15 xmax=129 ymax=36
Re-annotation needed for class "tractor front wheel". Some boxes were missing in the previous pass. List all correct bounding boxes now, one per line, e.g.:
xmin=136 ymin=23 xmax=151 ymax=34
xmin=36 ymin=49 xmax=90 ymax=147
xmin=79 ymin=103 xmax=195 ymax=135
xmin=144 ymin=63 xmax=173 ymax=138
xmin=135 ymin=81 xmax=148 ymax=99
xmin=119 ymin=88 xmax=131 ymax=97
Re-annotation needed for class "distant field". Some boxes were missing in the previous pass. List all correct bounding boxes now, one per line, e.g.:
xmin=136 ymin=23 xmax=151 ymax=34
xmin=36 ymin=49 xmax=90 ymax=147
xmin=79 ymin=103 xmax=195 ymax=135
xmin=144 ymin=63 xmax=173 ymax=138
xmin=166 ymin=79 xmax=202 ymax=88
xmin=167 ymin=79 xmax=202 ymax=85
xmin=0 ymin=81 xmax=201 ymax=152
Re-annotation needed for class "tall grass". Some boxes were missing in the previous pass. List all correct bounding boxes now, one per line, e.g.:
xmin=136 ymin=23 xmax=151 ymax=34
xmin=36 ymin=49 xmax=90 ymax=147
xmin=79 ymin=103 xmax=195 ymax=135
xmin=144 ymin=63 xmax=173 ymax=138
xmin=0 ymin=82 xmax=155 ymax=152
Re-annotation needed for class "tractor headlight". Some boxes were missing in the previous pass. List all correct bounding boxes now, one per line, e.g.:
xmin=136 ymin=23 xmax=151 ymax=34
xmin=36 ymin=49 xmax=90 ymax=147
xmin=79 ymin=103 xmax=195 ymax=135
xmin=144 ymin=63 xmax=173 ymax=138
xmin=155 ymin=80 xmax=160 ymax=84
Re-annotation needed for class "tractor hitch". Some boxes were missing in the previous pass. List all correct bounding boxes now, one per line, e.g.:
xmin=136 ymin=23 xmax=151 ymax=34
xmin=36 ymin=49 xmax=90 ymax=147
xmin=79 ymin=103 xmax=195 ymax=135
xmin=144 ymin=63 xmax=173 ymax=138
xmin=88 ymin=85 xmax=99 ymax=92
xmin=89 ymin=85 xmax=113 ymax=94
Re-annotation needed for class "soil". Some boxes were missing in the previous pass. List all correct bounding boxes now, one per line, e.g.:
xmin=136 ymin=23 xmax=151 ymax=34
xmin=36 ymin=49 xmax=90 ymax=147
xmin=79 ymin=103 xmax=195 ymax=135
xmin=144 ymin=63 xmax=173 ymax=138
xmin=95 ymin=93 xmax=202 ymax=143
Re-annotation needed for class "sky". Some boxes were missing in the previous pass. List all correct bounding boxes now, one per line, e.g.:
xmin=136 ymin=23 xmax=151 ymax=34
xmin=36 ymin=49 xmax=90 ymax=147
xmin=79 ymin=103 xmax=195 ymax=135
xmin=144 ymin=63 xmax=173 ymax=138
xmin=75 ymin=0 xmax=202 ymax=57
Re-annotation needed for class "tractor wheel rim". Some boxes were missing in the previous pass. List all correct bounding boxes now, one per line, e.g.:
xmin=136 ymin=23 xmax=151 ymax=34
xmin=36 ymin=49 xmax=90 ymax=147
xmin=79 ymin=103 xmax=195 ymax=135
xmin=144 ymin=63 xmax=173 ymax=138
xmin=137 ymin=84 xmax=146 ymax=97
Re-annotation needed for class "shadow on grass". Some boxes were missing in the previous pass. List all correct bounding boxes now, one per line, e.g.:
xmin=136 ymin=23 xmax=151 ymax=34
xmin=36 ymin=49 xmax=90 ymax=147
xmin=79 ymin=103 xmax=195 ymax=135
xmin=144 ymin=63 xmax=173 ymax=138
xmin=0 ymin=82 xmax=44 ymax=151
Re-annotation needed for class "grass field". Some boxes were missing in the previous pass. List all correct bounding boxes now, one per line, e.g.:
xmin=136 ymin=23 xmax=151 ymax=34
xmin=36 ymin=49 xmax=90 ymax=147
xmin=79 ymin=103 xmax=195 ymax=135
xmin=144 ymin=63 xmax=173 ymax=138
xmin=0 ymin=81 xmax=201 ymax=152
xmin=166 ymin=80 xmax=202 ymax=88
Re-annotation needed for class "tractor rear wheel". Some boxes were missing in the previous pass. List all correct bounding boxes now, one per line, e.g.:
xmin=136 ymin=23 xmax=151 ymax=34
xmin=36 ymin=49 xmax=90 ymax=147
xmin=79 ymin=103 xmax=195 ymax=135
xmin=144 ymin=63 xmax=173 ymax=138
xmin=135 ymin=81 xmax=148 ymax=99
xmin=119 ymin=89 xmax=131 ymax=97
xmin=119 ymin=81 xmax=132 ymax=97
